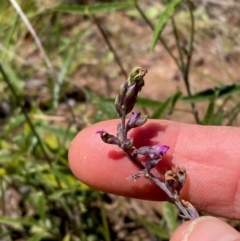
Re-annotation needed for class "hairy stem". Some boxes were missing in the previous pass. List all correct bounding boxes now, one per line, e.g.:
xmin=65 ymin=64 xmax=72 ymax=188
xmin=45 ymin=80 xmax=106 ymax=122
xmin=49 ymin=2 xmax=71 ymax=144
xmin=125 ymin=150 xmax=198 ymax=219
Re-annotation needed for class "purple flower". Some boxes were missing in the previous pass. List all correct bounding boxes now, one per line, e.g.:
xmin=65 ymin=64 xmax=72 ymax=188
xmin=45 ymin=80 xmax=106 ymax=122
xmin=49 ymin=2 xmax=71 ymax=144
xmin=128 ymin=111 xmax=140 ymax=125
xmin=136 ymin=144 xmax=169 ymax=157
xmin=126 ymin=112 xmax=148 ymax=131
xmin=96 ymin=129 xmax=105 ymax=135
xmin=151 ymin=145 xmax=169 ymax=157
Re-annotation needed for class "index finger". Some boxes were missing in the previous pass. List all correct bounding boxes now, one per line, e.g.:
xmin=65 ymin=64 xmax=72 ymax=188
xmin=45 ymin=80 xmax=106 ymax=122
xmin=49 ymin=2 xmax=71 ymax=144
xmin=68 ymin=119 xmax=240 ymax=219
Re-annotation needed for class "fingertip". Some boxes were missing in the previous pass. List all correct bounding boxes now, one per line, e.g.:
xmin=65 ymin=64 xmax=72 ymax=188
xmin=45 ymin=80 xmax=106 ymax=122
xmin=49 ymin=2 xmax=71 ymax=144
xmin=67 ymin=119 xmax=173 ymax=199
xmin=171 ymin=216 xmax=240 ymax=241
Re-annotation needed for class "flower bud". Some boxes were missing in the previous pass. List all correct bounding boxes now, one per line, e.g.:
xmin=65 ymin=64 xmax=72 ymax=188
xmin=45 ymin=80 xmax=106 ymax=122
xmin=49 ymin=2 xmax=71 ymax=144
xmin=126 ymin=112 xmax=148 ymax=131
xmin=96 ymin=130 xmax=120 ymax=146
xmin=136 ymin=144 xmax=169 ymax=157
xmin=121 ymin=138 xmax=133 ymax=150
xmin=115 ymin=67 xmax=147 ymax=117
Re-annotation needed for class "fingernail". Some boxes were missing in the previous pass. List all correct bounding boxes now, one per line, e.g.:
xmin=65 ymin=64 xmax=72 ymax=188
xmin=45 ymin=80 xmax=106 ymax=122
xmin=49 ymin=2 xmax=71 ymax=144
xmin=172 ymin=216 xmax=240 ymax=241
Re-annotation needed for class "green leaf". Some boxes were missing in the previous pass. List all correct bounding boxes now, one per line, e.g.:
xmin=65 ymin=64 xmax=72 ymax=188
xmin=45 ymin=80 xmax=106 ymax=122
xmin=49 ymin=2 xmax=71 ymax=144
xmin=2 ymin=114 xmax=25 ymax=137
xmin=182 ymin=84 xmax=240 ymax=103
xmin=100 ymin=97 xmax=162 ymax=108
xmin=151 ymin=92 xmax=181 ymax=118
xmin=86 ymin=92 xmax=118 ymax=120
xmin=35 ymin=192 xmax=47 ymax=221
xmin=0 ymin=63 xmax=24 ymax=94
xmin=54 ymin=2 xmax=134 ymax=15
xmin=168 ymin=91 xmax=182 ymax=114
xmin=0 ymin=167 xmax=6 ymax=177
xmin=151 ymin=0 xmax=182 ymax=51
xmin=37 ymin=124 xmax=76 ymax=141
xmin=212 ymin=109 xmax=225 ymax=125
xmin=137 ymin=216 xmax=170 ymax=239
xmin=201 ymin=90 xmax=218 ymax=125
xmin=136 ymin=97 xmax=162 ymax=108
xmin=127 ymin=7 xmax=160 ymax=20
xmin=0 ymin=217 xmax=39 ymax=228
xmin=162 ymin=202 xmax=178 ymax=234
xmin=53 ymin=48 xmax=74 ymax=109
xmin=27 ymin=233 xmax=46 ymax=241
xmin=62 ymin=233 xmax=71 ymax=241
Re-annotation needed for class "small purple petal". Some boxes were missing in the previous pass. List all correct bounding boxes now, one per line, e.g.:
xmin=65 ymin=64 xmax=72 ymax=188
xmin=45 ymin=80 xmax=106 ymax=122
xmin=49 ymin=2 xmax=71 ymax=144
xmin=153 ymin=145 xmax=169 ymax=155
xmin=129 ymin=111 xmax=139 ymax=124
xmin=96 ymin=129 xmax=105 ymax=135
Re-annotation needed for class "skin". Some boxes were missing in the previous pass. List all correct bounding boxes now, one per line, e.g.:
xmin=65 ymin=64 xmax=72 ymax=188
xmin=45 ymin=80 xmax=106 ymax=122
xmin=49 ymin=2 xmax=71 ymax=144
xmin=68 ymin=119 xmax=240 ymax=241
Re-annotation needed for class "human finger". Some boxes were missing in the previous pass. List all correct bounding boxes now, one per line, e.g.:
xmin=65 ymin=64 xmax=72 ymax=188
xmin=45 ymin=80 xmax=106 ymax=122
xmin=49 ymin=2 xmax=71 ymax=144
xmin=68 ymin=119 xmax=240 ymax=219
xmin=170 ymin=216 xmax=240 ymax=241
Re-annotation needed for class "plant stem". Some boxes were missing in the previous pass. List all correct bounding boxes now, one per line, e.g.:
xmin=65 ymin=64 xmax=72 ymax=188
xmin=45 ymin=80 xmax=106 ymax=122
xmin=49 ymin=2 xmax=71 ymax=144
xmin=92 ymin=15 xmax=128 ymax=79
xmin=182 ymin=0 xmax=199 ymax=123
xmin=135 ymin=0 xmax=200 ymax=123
xmin=121 ymin=111 xmax=127 ymax=144
xmin=134 ymin=0 xmax=181 ymax=70
xmin=149 ymin=174 xmax=195 ymax=219
xmin=125 ymin=150 xmax=198 ymax=219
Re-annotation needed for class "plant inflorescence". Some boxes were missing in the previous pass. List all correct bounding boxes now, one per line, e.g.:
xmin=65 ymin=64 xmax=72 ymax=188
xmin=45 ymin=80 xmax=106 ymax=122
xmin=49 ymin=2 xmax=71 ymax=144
xmin=97 ymin=67 xmax=199 ymax=220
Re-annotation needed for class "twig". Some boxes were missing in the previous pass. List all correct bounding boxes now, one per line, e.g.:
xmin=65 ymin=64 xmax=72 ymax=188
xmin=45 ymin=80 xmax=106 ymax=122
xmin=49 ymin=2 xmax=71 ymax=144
xmin=148 ymin=174 xmax=193 ymax=219
xmin=125 ymin=152 xmax=195 ymax=219
xmin=171 ymin=17 xmax=185 ymax=72
xmin=92 ymin=15 xmax=128 ymax=79
xmin=183 ymin=0 xmax=199 ymax=123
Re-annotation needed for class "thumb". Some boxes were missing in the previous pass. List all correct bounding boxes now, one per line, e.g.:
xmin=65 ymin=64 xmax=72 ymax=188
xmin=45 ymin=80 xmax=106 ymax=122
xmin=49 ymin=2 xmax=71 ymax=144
xmin=170 ymin=216 xmax=240 ymax=241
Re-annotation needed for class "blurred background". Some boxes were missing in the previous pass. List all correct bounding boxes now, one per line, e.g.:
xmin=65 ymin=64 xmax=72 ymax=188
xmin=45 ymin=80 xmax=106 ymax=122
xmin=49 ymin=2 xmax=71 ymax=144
xmin=0 ymin=0 xmax=240 ymax=240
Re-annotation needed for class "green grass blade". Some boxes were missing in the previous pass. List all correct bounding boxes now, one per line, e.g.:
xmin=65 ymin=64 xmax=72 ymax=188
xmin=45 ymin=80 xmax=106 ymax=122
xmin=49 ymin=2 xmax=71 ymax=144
xmin=54 ymin=2 xmax=134 ymax=15
xmin=151 ymin=92 xmax=181 ymax=118
xmin=27 ymin=233 xmax=46 ymax=241
xmin=2 ymin=114 xmax=25 ymax=137
xmin=168 ymin=91 xmax=182 ymax=114
xmin=86 ymin=92 xmax=118 ymax=121
xmin=37 ymin=123 xmax=76 ymax=141
xmin=212 ymin=109 xmax=225 ymax=125
xmin=53 ymin=48 xmax=74 ymax=109
xmin=151 ymin=0 xmax=182 ymax=51
xmin=34 ymin=192 xmax=47 ymax=221
xmin=137 ymin=216 xmax=170 ymax=239
xmin=162 ymin=202 xmax=178 ymax=234
xmin=0 ymin=217 xmax=39 ymax=227
xmin=182 ymin=84 xmax=240 ymax=103
xmin=201 ymin=90 xmax=218 ymax=125
xmin=137 ymin=97 xmax=162 ymax=108
xmin=101 ymin=97 xmax=162 ymax=108
xmin=0 ymin=63 xmax=23 ymax=94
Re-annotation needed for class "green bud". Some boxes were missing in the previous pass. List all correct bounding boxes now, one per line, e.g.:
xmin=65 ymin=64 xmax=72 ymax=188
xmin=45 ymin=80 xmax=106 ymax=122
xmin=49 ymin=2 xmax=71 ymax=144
xmin=115 ymin=67 xmax=147 ymax=116
xmin=127 ymin=67 xmax=147 ymax=89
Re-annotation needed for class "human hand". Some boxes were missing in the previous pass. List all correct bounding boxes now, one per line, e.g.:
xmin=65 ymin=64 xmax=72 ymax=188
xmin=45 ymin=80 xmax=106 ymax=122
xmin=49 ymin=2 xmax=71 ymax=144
xmin=68 ymin=119 xmax=240 ymax=241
